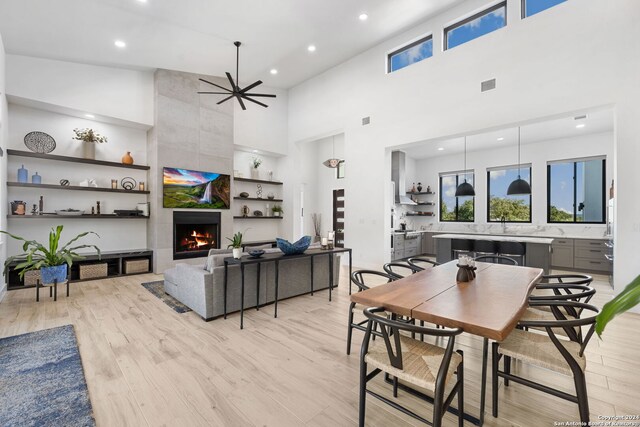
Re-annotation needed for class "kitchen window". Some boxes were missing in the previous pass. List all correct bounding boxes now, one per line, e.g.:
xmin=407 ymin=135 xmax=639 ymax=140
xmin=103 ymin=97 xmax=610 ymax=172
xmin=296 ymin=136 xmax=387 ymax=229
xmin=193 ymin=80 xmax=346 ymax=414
xmin=387 ymin=35 xmax=433 ymax=73
xmin=487 ymin=165 xmax=532 ymax=222
xmin=522 ymin=0 xmax=567 ymax=18
xmin=547 ymin=157 xmax=606 ymax=224
xmin=444 ymin=2 xmax=507 ymax=50
xmin=440 ymin=172 xmax=475 ymax=222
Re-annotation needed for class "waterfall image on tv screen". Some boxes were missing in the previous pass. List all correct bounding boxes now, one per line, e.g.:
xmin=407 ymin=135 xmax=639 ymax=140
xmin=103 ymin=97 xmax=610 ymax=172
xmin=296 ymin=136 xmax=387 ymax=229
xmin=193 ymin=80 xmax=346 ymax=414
xmin=163 ymin=167 xmax=230 ymax=209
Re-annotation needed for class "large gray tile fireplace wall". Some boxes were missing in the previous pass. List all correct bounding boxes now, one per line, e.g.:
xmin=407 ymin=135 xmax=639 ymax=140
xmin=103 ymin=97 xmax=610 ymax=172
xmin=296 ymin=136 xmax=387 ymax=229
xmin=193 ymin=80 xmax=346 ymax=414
xmin=148 ymin=69 xmax=234 ymax=273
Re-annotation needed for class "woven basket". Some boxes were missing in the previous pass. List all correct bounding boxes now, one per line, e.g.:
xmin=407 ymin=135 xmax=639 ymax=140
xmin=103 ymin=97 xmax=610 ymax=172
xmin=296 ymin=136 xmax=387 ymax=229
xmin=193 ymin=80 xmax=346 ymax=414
xmin=24 ymin=270 xmax=41 ymax=286
xmin=79 ymin=263 xmax=108 ymax=280
xmin=124 ymin=259 xmax=149 ymax=274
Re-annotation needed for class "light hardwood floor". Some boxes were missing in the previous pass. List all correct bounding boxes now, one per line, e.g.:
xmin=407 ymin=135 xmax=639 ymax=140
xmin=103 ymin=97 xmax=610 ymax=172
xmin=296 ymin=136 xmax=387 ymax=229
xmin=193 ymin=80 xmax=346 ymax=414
xmin=0 ymin=267 xmax=638 ymax=426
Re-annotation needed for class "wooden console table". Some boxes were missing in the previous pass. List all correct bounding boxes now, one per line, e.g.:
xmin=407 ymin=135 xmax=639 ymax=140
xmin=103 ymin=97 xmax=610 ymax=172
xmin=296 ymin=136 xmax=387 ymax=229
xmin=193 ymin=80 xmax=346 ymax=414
xmin=223 ymin=247 xmax=352 ymax=329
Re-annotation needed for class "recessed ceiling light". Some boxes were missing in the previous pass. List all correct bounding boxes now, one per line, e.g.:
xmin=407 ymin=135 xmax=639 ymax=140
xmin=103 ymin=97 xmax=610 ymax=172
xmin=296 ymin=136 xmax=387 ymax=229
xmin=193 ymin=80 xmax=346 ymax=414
xmin=497 ymin=137 xmax=504 ymax=141
xmin=114 ymin=40 xmax=127 ymax=48
xmin=270 ymin=68 xmax=278 ymax=75
xmin=576 ymin=124 xmax=586 ymax=129
xmin=252 ymin=150 xmax=258 ymax=153
xmin=84 ymin=114 xmax=95 ymax=119
xmin=437 ymin=147 xmax=444 ymax=151
xmin=307 ymin=44 xmax=316 ymax=53
xmin=137 ymin=0 xmax=148 ymax=3
xmin=359 ymin=13 xmax=369 ymax=21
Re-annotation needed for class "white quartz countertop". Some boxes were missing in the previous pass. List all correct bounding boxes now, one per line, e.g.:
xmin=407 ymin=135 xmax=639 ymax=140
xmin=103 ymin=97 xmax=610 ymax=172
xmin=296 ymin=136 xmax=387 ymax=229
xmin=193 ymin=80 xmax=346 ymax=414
xmin=432 ymin=233 xmax=555 ymax=245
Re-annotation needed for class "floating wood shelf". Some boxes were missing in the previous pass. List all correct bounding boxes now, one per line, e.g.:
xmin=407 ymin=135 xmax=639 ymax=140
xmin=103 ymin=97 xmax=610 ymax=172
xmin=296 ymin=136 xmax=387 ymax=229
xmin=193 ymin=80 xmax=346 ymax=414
xmin=233 ymin=216 xmax=283 ymax=220
xmin=415 ymin=202 xmax=436 ymax=206
xmin=234 ymin=177 xmax=283 ymax=185
xmin=7 ymin=149 xmax=150 ymax=171
xmin=8 ymin=214 xmax=149 ymax=219
xmin=7 ymin=182 xmax=150 ymax=194
xmin=405 ymin=213 xmax=434 ymax=217
xmin=233 ymin=197 xmax=283 ymax=202
xmin=408 ymin=192 xmax=435 ymax=195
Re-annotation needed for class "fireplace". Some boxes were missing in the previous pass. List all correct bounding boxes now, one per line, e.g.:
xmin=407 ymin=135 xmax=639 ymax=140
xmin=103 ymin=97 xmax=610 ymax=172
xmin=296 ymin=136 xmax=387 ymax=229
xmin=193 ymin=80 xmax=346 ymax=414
xmin=173 ymin=212 xmax=221 ymax=260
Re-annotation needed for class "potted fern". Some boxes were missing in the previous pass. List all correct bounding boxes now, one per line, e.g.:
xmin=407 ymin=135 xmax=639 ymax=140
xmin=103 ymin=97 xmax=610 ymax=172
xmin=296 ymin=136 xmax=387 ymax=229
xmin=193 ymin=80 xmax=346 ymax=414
xmin=2 ymin=226 xmax=100 ymax=284
xmin=226 ymin=231 xmax=243 ymax=259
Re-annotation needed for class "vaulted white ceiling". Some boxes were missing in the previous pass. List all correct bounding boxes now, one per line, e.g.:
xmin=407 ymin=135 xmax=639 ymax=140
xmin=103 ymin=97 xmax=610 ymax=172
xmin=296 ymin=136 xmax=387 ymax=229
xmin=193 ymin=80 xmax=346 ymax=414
xmin=0 ymin=0 xmax=463 ymax=88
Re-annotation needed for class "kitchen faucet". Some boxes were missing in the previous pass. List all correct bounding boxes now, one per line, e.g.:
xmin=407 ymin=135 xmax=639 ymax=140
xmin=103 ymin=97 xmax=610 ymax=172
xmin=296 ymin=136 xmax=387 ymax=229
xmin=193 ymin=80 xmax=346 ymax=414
xmin=501 ymin=216 xmax=507 ymax=233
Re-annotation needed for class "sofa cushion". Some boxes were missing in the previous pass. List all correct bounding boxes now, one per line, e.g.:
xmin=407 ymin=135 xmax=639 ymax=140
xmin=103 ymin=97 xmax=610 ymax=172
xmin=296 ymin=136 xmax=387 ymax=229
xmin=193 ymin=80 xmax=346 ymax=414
xmin=205 ymin=248 xmax=232 ymax=272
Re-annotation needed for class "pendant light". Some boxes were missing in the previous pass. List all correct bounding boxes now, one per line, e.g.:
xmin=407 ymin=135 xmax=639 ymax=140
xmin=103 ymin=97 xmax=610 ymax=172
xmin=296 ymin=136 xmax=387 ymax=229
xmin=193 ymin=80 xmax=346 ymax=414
xmin=322 ymin=136 xmax=340 ymax=168
xmin=507 ymin=127 xmax=532 ymax=195
xmin=455 ymin=136 xmax=475 ymax=197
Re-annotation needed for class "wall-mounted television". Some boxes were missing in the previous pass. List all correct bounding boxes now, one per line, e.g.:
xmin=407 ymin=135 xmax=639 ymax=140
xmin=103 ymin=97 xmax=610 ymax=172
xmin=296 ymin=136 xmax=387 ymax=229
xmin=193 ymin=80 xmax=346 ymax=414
xmin=163 ymin=167 xmax=230 ymax=209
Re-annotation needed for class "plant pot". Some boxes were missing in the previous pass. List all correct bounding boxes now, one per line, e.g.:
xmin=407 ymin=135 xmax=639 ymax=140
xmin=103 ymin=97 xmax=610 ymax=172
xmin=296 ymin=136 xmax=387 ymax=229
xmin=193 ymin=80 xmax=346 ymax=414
xmin=40 ymin=264 xmax=68 ymax=284
xmin=250 ymin=169 xmax=260 ymax=180
xmin=232 ymin=248 xmax=242 ymax=259
xmin=82 ymin=142 xmax=95 ymax=160
xmin=273 ymin=212 xmax=281 ymax=217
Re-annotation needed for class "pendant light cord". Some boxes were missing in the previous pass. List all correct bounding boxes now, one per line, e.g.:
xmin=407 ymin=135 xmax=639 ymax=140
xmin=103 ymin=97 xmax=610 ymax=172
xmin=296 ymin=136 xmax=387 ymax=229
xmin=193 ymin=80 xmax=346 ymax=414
xmin=464 ymin=136 xmax=467 ymax=182
xmin=236 ymin=43 xmax=240 ymax=89
xmin=517 ymin=127 xmax=521 ymax=178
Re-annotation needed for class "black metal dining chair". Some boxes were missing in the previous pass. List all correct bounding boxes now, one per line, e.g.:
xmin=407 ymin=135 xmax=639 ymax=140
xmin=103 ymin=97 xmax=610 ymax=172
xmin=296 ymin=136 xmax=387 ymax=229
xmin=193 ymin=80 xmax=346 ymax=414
xmin=359 ymin=307 xmax=464 ymax=427
xmin=347 ymin=270 xmax=398 ymax=355
xmin=407 ymin=257 xmax=440 ymax=270
xmin=492 ymin=300 xmax=599 ymax=424
xmin=473 ymin=255 xmax=518 ymax=265
xmin=383 ymin=262 xmax=421 ymax=279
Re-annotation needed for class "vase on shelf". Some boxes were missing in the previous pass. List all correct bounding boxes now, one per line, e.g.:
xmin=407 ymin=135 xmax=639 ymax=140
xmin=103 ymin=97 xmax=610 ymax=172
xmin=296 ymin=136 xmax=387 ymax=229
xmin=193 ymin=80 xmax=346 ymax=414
xmin=417 ymin=182 xmax=423 ymax=192
xmin=122 ymin=151 xmax=134 ymax=165
xmin=17 ymin=165 xmax=28 ymax=183
xmin=251 ymin=168 xmax=260 ymax=180
xmin=82 ymin=142 xmax=95 ymax=160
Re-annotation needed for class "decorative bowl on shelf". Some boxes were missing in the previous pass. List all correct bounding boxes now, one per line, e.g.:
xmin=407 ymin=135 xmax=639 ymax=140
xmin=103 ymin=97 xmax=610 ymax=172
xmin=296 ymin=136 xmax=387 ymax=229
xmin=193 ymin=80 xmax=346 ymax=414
xmin=276 ymin=236 xmax=311 ymax=255
xmin=55 ymin=209 xmax=84 ymax=216
xmin=239 ymin=192 xmax=249 ymax=198
xmin=248 ymin=249 xmax=265 ymax=258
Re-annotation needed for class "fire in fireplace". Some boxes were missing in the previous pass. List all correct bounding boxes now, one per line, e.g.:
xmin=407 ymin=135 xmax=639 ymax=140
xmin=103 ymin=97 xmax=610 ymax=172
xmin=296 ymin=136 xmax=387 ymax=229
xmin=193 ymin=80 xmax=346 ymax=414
xmin=173 ymin=212 xmax=221 ymax=260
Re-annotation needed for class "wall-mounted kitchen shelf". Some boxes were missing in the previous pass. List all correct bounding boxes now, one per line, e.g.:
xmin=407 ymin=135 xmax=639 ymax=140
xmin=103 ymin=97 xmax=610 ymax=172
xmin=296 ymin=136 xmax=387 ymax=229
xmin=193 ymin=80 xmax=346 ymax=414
xmin=8 ymin=214 xmax=148 ymax=220
xmin=408 ymin=191 xmax=435 ymax=195
xmin=233 ymin=197 xmax=283 ymax=202
xmin=233 ymin=216 xmax=283 ymax=220
xmin=234 ymin=177 xmax=283 ymax=185
xmin=7 ymin=182 xmax=150 ymax=195
xmin=415 ymin=202 xmax=435 ymax=206
xmin=7 ymin=149 xmax=150 ymax=171
xmin=405 ymin=212 xmax=434 ymax=217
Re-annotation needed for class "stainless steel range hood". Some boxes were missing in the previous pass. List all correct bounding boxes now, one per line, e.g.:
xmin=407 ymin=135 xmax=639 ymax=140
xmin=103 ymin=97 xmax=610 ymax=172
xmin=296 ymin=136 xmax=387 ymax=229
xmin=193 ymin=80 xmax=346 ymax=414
xmin=391 ymin=150 xmax=417 ymax=205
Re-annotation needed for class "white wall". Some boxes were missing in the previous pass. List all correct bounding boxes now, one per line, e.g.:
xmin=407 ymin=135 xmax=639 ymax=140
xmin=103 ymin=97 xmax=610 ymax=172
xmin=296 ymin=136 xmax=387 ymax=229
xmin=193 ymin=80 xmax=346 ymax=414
xmin=404 ymin=131 xmax=613 ymax=232
xmin=233 ymin=88 xmax=289 ymax=155
xmin=0 ymin=34 xmax=8 ymax=300
xmin=285 ymin=0 xmax=640 ymax=296
xmin=5 ymin=105 xmax=148 ymax=256
xmin=314 ymin=134 xmax=345 ymax=237
xmin=6 ymin=55 xmax=154 ymax=126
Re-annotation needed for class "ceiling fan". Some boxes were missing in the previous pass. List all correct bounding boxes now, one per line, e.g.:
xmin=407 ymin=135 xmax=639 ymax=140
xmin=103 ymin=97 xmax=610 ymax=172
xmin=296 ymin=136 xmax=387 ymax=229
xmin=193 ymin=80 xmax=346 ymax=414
xmin=197 ymin=41 xmax=276 ymax=110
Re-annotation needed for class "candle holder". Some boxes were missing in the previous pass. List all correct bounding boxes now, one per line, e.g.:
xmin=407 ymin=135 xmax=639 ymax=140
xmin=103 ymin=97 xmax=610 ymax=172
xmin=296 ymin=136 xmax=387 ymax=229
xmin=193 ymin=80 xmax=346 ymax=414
xmin=111 ymin=179 xmax=118 ymax=189
xmin=139 ymin=182 xmax=145 ymax=191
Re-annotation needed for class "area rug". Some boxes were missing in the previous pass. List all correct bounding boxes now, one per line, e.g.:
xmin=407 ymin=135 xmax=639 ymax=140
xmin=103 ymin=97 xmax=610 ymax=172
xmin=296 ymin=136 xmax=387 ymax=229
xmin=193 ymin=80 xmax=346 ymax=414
xmin=0 ymin=325 xmax=95 ymax=427
xmin=141 ymin=280 xmax=192 ymax=314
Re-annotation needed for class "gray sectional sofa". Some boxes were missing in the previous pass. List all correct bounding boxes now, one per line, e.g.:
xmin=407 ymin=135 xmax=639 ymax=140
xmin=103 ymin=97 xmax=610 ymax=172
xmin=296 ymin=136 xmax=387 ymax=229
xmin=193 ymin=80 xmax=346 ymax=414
xmin=163 ymin=246 xmax=341 ymax=320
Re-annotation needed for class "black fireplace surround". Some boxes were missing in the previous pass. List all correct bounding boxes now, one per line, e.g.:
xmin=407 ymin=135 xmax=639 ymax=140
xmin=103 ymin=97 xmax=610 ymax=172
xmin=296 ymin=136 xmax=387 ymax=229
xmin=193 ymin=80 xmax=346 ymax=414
xmin=173 ymin=211 xmax=221 ymax=260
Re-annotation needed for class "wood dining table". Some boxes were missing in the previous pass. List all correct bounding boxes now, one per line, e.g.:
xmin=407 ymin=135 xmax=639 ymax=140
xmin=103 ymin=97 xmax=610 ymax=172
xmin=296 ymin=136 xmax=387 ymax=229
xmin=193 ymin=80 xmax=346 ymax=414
xmin=350 ymin=260 xmax=543 ymax=426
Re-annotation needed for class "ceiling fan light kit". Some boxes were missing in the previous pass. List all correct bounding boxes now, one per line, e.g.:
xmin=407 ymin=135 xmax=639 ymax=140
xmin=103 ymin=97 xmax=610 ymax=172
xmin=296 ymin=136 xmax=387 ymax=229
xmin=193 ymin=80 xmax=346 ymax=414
xmin=198 ymin=41 xmax=276 ymax=110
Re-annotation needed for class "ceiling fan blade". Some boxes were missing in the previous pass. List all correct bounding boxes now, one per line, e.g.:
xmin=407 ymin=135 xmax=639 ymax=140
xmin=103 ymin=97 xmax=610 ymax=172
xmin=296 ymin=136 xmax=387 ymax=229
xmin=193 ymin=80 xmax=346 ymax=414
xmin=240 ymin=80 xmax=263 ymax=93
xmin=216 ymin=95 xmax=235 ymax=105
xmin=198 ymin=91 xmax=233 ymax=95
xmin=235 ymin=95 xmax=247 ymax=110
xmin=243 ymin=96 xmax=269 ymax=108
xmin=226 ymin=72 xmax=237 ymax=91
xmin=244 ymin=93 xmax=277 ymax=98
xmin=198 ymin=78 xmax=232 ymax=92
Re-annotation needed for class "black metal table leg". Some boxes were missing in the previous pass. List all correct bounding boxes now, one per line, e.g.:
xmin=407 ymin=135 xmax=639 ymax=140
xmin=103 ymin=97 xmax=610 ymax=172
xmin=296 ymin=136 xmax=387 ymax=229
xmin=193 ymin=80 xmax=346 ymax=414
xmin=36 ymin=280 xmax=40 ymax=302
xmin=328 ymin=253 xmax=334 ymax=302
xmin=480 ymin=337 xmax=489 ymax=426
xmin=310 ymin=255 xmax=314 ymax=295
xmin=240 ymin=264 xmax=245 ymax=329
xmin=66 ymin=281 xmax=70 ymax=297
xmin=54 ymin=279 xmax=57 ymax=302
xmin=49 ymin=285 xmax=53 ymax=298
xmin=274 ymin=260 xmax=279 ymax=318
xmin=256 ymin=263 xmax=261 ymax=311
xmin=223 ymin=262 xmax=228 ymax=319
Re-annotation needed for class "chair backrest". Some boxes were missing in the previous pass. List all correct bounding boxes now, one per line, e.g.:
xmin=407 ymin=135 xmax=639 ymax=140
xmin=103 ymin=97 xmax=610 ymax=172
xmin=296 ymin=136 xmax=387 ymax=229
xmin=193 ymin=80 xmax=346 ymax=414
xmin=351 ymin=270 xmax=397 ymax=292
xmin=474 ymin=255 xmax=518 ymax=265
xmin=498 ymin=241 xmax=526 ymax=256
xmin=473 ymin=240 xmax=497 ymax=253
xmin=361 ymin=307 xmax=462 ymax=383
xmin=407 ymin=257 xmax=440 ymax=270
xmin=538 ymin=274 xmax=595 ymax=304
xmin=383 ymin=262 xmax=421 ymax=278
xmin=451 ymin=239 xmax=473 ymax=251
xmin=520 ymin=300 xmax=599 ymax=358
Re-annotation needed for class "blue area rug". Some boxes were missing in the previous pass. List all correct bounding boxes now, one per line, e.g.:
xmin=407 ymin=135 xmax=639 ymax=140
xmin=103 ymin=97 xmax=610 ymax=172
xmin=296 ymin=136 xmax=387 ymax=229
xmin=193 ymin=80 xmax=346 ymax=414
xmin=141 ymin=280 xmax=192 ymax=314
xmin=0 ymin=325 xmax=95 ymax=427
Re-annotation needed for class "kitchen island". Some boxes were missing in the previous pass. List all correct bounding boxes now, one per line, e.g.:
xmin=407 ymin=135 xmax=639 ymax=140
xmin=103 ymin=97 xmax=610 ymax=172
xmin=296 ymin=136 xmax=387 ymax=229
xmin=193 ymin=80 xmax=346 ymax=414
xmin=433 ymin=233 xmax=554 ymax=273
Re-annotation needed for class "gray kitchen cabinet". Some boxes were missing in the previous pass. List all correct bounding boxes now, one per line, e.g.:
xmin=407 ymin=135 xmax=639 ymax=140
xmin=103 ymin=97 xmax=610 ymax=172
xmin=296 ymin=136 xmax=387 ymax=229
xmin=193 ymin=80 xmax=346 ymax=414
xmin=421 ymin=232 xmax=435 ymax=255
xmin=392 ymin=233 xmax=421 ymax=260
xmin=551 ymin=238 xmax=611 ymax=273
xmin=551 ymin=244 xmax=574 ymax=269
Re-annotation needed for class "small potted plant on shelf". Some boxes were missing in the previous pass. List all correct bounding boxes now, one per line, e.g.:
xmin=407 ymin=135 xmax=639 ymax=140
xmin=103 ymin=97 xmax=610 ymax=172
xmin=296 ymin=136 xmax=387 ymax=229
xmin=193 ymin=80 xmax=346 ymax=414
xmin=226 ymin=231 xmax=244 ymax=259
xmin=1 ymin=225 xmax=101 ymax=285
xmin=73 ymin=128 xmax=107 ymax=160
xmin=272 ymin=205 xmax=283 ymax=217
xmin=251 ymin=157 xmax=262 ymax=179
